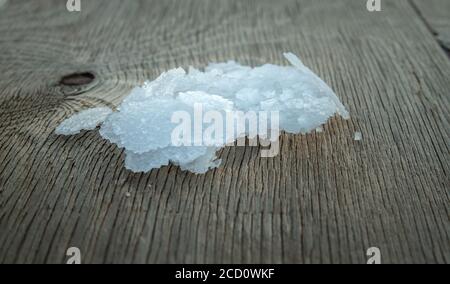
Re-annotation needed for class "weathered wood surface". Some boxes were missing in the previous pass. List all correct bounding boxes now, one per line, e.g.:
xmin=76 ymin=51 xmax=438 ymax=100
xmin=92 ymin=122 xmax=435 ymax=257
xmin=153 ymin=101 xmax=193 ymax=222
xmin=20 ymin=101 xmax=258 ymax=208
xmin=412 ymin=0 xmax=450 ymax=51
xmin=0 ymin=0 xmax=448 ymax=264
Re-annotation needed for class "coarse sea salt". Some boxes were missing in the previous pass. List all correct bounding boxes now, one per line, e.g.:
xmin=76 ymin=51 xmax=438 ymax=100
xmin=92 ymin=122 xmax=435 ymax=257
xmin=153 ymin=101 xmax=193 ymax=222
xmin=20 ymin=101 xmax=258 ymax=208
xmin=56 ymin=53 xmax=349 ymax=174
xmin=354 ymin=131 xmax=363 ymax=141
xmin=55 ymin=107 xmax=112 ymax=135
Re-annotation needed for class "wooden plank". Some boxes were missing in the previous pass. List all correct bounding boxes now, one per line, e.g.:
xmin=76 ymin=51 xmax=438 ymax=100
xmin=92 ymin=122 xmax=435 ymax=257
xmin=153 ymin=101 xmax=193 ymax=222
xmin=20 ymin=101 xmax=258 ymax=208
xmin=411 ymin=0 xmax=450 ymax=51
xmin=0 ymin=0 xmax=449 ymax=264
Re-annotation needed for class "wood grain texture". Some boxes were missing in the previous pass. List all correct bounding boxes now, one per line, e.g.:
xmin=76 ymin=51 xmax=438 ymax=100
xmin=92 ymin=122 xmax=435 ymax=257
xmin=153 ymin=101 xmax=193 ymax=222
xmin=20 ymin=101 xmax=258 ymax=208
xmin=0 ymin=0 xmax=449 ymax=264
xmin=411 ymin=0 xmax=450 ymax=51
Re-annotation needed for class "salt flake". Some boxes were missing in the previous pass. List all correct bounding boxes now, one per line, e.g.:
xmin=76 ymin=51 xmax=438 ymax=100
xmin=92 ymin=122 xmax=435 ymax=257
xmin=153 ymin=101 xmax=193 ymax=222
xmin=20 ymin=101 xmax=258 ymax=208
xmin=55 ymin=53 xmax=349 ymax=174
xmin=56 ymin=107 xmax=112 ymax=135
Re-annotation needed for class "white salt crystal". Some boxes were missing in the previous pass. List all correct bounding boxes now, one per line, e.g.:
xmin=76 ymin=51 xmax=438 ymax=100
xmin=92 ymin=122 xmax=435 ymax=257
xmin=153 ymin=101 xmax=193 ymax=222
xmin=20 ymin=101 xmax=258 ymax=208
xmin=55 ymin=107 xmax=112 ymax=135
xmin=354 ymin=131 xmax=363 ymax=141
xmin=55 ymin=53 xmax=349 ymax=174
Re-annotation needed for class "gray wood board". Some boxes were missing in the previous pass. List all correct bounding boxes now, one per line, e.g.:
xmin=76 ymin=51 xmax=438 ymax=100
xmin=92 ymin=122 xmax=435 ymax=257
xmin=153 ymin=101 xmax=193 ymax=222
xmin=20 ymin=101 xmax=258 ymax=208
xmin=412 ymin=0 xmax=450 ymax=51
xmin=0 ymin=0 xmax=448 ymax=263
